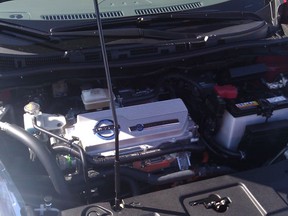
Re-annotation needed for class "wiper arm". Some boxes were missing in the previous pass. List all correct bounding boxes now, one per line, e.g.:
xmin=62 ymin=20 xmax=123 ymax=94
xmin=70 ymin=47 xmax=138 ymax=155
xmin=51 ymin=28 xmax=194 ymax=40
xmin=0 ymin=20 xmax=56 ymax=41
xmin=50 ymin=20 xmax=97 ymax=33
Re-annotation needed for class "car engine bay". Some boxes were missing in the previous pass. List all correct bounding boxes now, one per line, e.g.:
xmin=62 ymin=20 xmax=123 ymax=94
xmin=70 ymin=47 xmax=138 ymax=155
xmin=1 ymin=49 xmax=288 ymax=213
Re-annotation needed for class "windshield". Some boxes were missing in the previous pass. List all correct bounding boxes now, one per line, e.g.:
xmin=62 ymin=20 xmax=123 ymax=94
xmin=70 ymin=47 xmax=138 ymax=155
xmin=0 ymin=0 xmax=266 ymax=21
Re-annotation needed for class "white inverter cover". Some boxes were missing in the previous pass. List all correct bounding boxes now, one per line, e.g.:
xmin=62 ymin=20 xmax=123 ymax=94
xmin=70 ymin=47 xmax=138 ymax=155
xmin=71 ymin=99 xmax=195 ymax=156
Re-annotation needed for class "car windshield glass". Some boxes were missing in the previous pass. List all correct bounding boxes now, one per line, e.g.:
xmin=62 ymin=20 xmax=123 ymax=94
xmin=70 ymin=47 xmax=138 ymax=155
xmin=0 ymin=0 xmax=266 ymax=21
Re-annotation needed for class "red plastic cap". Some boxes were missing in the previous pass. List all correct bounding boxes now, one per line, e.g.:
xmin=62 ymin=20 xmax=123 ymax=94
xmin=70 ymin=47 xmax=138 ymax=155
xmin=214 ymin=84 xmax=238 ymax=99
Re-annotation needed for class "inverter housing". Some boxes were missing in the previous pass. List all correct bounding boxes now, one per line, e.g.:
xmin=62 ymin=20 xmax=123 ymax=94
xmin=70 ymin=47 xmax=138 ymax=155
xmin=69 ymin=99 xmax=197 ymax=156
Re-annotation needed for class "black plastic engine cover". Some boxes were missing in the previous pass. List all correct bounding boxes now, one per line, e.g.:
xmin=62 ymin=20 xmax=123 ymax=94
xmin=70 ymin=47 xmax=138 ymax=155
xmin=61 ymin=160 xmax=288 ymax=216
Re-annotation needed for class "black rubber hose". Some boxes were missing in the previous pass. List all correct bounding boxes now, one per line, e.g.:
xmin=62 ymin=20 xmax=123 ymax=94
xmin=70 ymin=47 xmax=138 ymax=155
xmin=202 ymin=131 xmax=245 ymax=160
xmin=52 ymin=144 xmax=81 ymax=158
xmin=0 ymin=122 xmax=71 ymax=197
xmin=90 ymin=143 xmax=205 ymax=167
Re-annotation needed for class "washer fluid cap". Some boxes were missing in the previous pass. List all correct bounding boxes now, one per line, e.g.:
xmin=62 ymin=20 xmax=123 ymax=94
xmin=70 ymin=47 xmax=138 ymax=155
xmin=214 ymin=85 xmax=238 ymax=99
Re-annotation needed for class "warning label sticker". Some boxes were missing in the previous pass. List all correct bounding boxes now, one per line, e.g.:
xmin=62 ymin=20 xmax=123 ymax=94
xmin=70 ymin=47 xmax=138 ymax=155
xmin=266 ymin=96 xmax=287 ymax=104
xmin=235 ymin=101 xmax=259 ymax=109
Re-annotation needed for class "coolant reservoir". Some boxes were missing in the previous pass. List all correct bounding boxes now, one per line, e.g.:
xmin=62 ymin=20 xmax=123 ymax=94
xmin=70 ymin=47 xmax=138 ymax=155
xmin=23 ymin=102 xmax=66 ymax=135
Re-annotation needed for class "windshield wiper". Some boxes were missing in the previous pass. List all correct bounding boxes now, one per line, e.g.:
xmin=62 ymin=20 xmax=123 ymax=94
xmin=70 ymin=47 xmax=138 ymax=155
xmin=50 ymin=10 xmax=263 ymax=33
xmin=49 ymin=11 xmax=264 ymax=41
xmin=1 ymin=19 xmax=187 ymax=41
xmin=51 ymin=28 xmax=194 ymax=40
xmin=136 ymin=11 xmax=263 ymax=24
xmin=0 ymin=20 xmax=57 ymax=41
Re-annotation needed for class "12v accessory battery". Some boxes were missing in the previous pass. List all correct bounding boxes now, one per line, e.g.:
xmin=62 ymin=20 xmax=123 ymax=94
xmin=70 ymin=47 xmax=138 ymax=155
xmin=215 ymin=94 xmax=288 ymax=151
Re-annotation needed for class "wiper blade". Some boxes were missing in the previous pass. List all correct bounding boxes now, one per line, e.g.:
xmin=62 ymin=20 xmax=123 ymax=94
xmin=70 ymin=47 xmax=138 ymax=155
xmin=136 ymin=11 xmax=263 ymax=24
xmin=50 ymin=11 xmax=263 ymax=33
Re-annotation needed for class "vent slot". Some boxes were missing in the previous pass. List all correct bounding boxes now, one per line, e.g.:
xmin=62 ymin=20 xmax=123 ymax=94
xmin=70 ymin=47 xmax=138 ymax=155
xmin=135 ymin=2 xmax=203 ymax=15
xmin=41 ymin=11 xmax=123 ymax=20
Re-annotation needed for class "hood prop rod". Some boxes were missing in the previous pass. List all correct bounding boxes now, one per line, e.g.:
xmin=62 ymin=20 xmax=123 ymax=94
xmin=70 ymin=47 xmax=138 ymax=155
xmin=92 ymin=0 xmax=122 ymax=211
